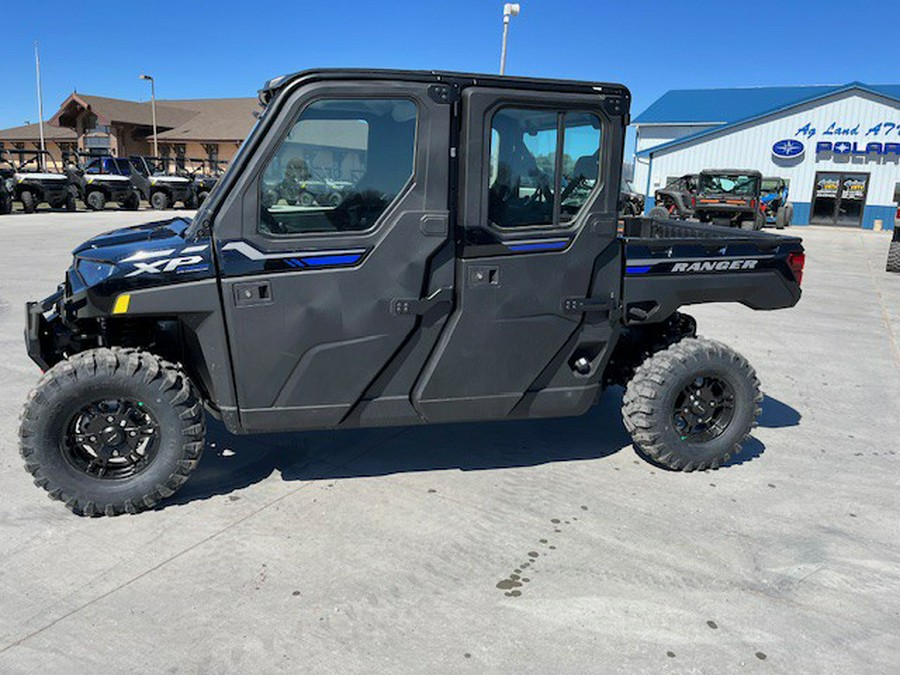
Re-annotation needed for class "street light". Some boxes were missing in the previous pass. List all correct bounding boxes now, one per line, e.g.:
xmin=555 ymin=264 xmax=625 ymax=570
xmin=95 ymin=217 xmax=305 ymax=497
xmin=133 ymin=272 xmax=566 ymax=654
xmin=139 ymin=74 xmax=158 ymax=157
xmin=499 ymin=3 xmax=520 ymax=75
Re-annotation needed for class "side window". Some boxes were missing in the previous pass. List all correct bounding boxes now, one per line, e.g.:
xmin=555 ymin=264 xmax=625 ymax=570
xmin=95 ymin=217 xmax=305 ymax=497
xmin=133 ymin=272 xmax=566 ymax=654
xmin=259 ymin=98 xmax=417 ymax=236
xmin=488 ymin=107 xmax=602 ymax=229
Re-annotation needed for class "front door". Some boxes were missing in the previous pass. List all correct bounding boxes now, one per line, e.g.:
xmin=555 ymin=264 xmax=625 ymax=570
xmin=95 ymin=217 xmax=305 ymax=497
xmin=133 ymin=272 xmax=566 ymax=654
xmin=811 ymin=172 xmax=869 ymax=227
xmin=412 ymin=87 xmax=627 ymax=423
xmin=214 ymin=82 xmax=452 ymax=431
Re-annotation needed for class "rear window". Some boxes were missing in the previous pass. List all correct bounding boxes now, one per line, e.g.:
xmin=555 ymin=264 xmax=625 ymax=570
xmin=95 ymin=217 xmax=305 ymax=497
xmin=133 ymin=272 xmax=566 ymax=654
xmin=700 ymin=174 xmax=759 ymax=196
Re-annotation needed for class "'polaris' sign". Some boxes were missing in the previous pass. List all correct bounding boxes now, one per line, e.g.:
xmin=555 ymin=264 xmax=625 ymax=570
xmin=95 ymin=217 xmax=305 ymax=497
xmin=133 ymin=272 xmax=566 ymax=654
xmin=816 ymin=141 xmax=900 ymax=156
xmin=772 ymin=139 xmax=805 ymax=159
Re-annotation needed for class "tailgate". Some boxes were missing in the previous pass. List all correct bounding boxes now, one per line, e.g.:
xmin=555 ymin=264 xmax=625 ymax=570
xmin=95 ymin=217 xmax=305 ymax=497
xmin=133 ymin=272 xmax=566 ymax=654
xmin=620 ymin=217 xmax=803 ymax=324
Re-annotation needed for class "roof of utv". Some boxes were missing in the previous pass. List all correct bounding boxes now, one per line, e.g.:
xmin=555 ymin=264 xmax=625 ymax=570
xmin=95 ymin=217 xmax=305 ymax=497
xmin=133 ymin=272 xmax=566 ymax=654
xmin=259 ymin=68 xmax=631 ymax=105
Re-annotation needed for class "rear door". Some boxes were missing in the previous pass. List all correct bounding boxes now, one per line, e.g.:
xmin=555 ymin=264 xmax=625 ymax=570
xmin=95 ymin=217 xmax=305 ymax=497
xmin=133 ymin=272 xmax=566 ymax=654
xmin=413 ymin=87 xmax=627 ymax=422
xmin=213 ymin=80 xmax=452 ymax=431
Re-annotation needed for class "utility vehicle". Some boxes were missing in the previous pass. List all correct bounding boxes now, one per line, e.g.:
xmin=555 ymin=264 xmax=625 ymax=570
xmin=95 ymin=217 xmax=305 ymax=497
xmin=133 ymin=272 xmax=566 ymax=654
xmin=0 ymin=171 xmax=11 ymax=214
xmin=887 ymin=223 xmax=900 ymax=273
xmin=128 ymin=155 xmax=195 ymax=209
xmin=760 ymin=176 xmax=793 ymax=229
xmin=648 ymin=173 xmax=698 ymax=220
xmin=63 ymin=152 xmax=141 ymax=211
xmin=0 ymin=149 xmax=71 ymax=212
xmin=21 ymin=69 xmax=805 ymax=516
xmin=618 ymin=179 xmax=644 ymax=217
xmin=183 ymin=158 xmax=228 ymax=207
xmin=694 ymin=169 xmax=764 ymax=230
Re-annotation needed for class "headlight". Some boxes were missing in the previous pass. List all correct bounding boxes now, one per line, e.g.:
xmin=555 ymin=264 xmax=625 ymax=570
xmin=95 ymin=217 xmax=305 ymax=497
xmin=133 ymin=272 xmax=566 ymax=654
xmin=77 ymin=259 xmax=116 ymax=286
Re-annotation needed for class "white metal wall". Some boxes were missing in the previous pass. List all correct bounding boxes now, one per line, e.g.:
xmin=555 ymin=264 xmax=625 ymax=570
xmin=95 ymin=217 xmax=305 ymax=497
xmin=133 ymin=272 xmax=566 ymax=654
xmin=643 ymin=90 xmax=900 ymax=212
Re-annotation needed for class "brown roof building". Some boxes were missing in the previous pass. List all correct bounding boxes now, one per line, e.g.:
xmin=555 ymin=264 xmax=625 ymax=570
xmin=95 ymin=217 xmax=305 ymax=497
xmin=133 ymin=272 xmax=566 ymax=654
xmin=0 ymin=92 xmax=258 ymax=167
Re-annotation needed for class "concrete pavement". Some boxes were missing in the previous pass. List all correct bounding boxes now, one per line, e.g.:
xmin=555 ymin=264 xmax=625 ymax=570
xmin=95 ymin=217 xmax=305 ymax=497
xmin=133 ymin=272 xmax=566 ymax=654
xmin=0 ymin=212 xmax=898 ymax=673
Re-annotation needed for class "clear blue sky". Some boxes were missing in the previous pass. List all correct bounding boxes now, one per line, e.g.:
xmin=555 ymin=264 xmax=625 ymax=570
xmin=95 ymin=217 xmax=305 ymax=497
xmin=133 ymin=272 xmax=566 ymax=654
xmin=2 ymin=0 xmax=899 ymax=157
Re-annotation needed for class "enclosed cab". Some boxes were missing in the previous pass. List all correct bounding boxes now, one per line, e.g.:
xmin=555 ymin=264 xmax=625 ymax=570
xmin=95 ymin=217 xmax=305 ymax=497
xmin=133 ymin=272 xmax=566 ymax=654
xmin=20 ymin=69 xmax=803 ymax=516
xmin=694 ymin=169 xmax=764 ymax=230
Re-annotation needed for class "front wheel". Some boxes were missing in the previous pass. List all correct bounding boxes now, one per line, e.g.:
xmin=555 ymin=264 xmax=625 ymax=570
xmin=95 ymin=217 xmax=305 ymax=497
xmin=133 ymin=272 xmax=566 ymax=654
xmin=648 ymin=206 xmax=668 ymax=220
xmin=622 ymin=337 xmax=762 ymax=471
xmin=150 ymin=191 xmax=170 ymax=210
xmin=86 ymin=190 xmax=106 ymax=211
xmin=20 ymin=190 xmax=37 ymax=213
xmin=19 ymin=348 xmax=205 ymax=516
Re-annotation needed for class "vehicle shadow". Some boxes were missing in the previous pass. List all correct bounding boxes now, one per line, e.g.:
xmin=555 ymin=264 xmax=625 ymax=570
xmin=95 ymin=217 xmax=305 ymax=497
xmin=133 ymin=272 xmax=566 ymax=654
xmin=161 ymin=391 xmax=800 ymax=508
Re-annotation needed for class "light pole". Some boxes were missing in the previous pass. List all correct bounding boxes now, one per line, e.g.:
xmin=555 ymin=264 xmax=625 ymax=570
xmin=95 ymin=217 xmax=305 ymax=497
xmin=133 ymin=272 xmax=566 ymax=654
xmin=139 ymin=74 xmax=158 ymax=157
xmin=499 ymin=3 xmax=520 ymax=75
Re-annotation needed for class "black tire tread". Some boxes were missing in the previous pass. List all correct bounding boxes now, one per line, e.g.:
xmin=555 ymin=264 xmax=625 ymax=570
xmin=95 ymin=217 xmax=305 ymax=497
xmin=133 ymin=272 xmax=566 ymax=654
xmin=19 ymin=347 xmax=205 ymax=516
xmin=886 ymin=241 xmax=900 ymax=273
xmin=622 ymin=337 xmax=762 ymax=472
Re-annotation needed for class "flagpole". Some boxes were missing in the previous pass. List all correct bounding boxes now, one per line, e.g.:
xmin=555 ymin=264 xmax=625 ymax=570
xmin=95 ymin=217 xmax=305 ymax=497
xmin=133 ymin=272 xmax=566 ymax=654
xmin=34 ymin=40 xmax=46 ymax=171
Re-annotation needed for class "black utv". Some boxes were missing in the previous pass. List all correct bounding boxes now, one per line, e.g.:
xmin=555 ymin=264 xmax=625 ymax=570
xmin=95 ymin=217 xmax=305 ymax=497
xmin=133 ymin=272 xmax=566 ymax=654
xmin=0 ymin=149 xmax=72 ymax=212
xmin=21 ymin=69 xmax=805 ymax=516
xmin=63 ymin=152 xmax=141 ymax=211
xmin=183 ymin=157 xmax=228 ymax=207
xmin=128 ymin=156 xmax=196 ymax=209
xmin=694 ymin=169 xmax=764 ymax=230
xmin=648 ymin=173 xmax=698 ymax=220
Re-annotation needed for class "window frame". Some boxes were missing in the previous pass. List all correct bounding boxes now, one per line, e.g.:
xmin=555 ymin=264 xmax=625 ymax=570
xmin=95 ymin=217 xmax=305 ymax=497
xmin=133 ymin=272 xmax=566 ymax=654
xmin=484 ymin=103 xmax=607 ymax=235
xmin=255 ymin=95 xmax=420 ymax=240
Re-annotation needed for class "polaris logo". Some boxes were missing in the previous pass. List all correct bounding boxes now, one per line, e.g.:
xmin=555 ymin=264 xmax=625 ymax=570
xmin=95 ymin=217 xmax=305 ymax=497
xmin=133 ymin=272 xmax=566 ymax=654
xmin=672 ymin=259 xmax=759 ymax=273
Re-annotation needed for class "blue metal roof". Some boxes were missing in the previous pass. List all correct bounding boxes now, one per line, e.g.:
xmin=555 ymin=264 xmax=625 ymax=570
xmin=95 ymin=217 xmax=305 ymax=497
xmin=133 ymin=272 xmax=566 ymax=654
xmin=633 ymin=82 xmax=900 ymax=125
xmin=634 ymin=82 xmax=900 ymax=157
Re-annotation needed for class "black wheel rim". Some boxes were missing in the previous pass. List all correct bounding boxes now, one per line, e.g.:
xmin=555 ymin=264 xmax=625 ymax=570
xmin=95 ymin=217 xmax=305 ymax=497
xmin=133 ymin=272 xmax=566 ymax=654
xmin=673 ymin=375 xmax=736 ymax=443
xmin=63 ymin=399 xmax=159 ymax=479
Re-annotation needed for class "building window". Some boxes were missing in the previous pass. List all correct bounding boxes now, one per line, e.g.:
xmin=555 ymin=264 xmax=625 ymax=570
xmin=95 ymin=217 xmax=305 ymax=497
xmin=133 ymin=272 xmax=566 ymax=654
xmin=488 ymin=108 xmax=602 ymax=228
xmin=259 ymin=98 xmax=416 ymax=236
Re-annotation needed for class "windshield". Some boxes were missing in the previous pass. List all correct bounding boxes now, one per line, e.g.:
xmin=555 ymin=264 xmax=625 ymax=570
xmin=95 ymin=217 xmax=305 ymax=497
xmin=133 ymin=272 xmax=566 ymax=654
xmin=700 ymin=173 xmax=759 ymax=196
xmin=761 ymin=179 xmax=781 ymax=192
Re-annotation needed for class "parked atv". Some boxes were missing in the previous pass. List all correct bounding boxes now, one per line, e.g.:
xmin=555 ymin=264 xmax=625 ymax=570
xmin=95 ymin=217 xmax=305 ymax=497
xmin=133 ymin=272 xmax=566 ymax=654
xmin=760 ymin=176 xmax=793 ymax=229
xmin=649 ymin=173 xmax=698 ymax=220
xmin=63 ymin=152 xmax=140 ymax=211
xmin=183 ymin=157 xmax=228 ymax=207
xmin=0 ymin=149 xmax=71 ymax=213
xmin=693 ymin=170 xmax=764 ymax=230
xmin=128 ymin=155 xmax=195 ymax=209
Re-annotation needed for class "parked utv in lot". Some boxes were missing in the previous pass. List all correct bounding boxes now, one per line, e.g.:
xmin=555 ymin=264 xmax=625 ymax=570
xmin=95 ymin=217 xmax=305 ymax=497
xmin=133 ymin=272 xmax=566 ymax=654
xmin=618 ymin=179 xmax=644 ymax=216
xmin=0 ymin=171 xmax=12 ymax=214
xmin=128 ymin=156 xmax=195 ymax=209
xmin=21 ymin=69 xmax=805 ymax=516
xmin=63 ymin=152 xmax=140 ymax=211
xmin=183 ymin=158 xmax=228 ymax=207
xmin=649 ymin=173 xmax=698 ymax=220
xmin=760 ymin=176 xmax=793 ymax=229
xmin=694 ymin=169 xmax=764 ymax=230
xmin=0 ymin=149 xmax=71 ymax=212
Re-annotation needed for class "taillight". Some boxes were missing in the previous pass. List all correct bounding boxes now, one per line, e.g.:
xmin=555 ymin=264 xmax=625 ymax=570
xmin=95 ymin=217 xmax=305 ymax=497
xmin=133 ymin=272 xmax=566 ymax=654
xmin=788 ymin=251 xmax=805 ymax=285
xmin=691 ymin=196 xmax=696 ymax=208
xmin=749 ymin=199 xmax=757 ymax=210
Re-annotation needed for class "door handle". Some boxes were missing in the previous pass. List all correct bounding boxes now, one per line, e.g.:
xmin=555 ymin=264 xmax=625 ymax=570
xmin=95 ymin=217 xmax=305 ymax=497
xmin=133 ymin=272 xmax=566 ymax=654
xmin=391 ymin=287 xmax=453 ymax=316
xmin=233 ymin=281 xmax=272 ymax=307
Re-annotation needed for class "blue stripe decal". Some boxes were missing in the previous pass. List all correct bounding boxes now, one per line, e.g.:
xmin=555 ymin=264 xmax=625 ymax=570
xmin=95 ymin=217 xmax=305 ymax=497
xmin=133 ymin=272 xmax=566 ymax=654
xmin=508 ymin=240 xmax=569 ymax=253
xmin=300 ymin=253 xmax=363 ymax=267
xmin=626 ymin=265 xmax=652 ymax=275
xmin=286 ymin=258 xmax=305 ymax=268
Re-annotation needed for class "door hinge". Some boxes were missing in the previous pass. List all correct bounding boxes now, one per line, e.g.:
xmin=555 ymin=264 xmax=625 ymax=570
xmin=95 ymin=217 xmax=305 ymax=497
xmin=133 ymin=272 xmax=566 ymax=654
xmin=391 ymin=287 xmax=453 ymax=316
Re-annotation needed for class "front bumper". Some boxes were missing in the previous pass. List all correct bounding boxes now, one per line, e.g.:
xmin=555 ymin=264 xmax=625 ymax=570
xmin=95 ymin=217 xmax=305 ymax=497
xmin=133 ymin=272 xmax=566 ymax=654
xmin=25 ymin=289 xmax=64 ymax=371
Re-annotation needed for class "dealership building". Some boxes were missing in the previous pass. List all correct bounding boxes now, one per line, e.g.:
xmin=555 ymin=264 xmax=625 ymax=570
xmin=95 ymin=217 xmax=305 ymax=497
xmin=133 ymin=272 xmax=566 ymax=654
xmin=632 ymin=82 xmax=900 ymax=229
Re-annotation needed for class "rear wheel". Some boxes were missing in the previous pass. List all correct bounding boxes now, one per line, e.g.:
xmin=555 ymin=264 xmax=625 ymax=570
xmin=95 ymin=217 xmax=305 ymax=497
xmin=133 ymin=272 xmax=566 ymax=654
xmin=740 ymin=218 xmax=755 ymax=230
xmin=299 ymin=191 xmax=314 ymax=207
xmin=19 ymin=348 xmax=205 ymax=516
xmin=150 ymin=191 xmax=170 ymax=210
xmin=622 ymin=337 xmax=762 ymax=471
xmin=886 ymin=241 xmax=900 ymax=273
xmin=196 ymin=190 xmax=210 ymax=207
xmin=65 ymin=190 xmax=77 ymax=211
xmin=86 ymin=190 xmax=106 ymax=211
xmin=21 ymin=190 xmax=37 ymax=213
xmin=648 ymin=206 xmax=668 ymax=220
